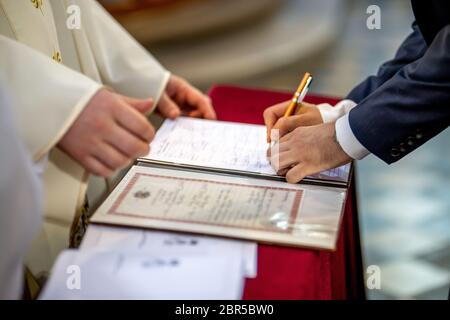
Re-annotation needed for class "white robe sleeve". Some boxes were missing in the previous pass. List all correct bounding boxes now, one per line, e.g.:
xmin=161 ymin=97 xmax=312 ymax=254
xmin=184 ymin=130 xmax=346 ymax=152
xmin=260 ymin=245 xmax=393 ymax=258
xmin=77 ymin=0 xmax=170 ymax=105
xmin=0 ymin=35 xmax=102 ymax=161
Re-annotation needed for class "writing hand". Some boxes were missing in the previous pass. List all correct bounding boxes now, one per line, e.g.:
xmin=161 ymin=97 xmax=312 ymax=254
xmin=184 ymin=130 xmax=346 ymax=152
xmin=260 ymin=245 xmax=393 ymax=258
xmin=263 ymin=100 xmax=323 ymax=143
xmin=269 ymin=122 xmax=351 ymax=183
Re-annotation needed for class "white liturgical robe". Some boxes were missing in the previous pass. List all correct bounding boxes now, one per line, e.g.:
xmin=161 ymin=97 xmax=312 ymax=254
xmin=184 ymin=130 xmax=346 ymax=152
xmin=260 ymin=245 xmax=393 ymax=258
xmin=0 ymin=0 xmax=170 ymax=276
xmin=0 ymin=82 xmax=43 ymax=299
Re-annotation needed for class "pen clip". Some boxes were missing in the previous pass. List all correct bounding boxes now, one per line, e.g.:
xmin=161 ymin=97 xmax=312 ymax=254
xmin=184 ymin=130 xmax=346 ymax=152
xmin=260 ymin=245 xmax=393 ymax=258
xmin=297 ymin=76 xmax=313 ymax=105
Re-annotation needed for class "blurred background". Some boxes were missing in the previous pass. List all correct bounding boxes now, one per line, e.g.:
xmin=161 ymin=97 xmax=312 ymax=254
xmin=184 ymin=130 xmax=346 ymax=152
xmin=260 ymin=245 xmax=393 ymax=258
xmin=100 ymin=0 xmax=450 ymax=299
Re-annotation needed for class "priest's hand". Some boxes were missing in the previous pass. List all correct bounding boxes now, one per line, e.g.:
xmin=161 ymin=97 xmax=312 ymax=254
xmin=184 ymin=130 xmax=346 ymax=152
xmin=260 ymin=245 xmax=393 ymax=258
xmin=263 ymin=100 xmax=323 ymax=143
xmin=269 ymin=122 xmax=352 ymax=183
xmin=156 ymin=75 xmax=217 ymax=120
xmin=58 ymin=89 xmax=155 ymax=177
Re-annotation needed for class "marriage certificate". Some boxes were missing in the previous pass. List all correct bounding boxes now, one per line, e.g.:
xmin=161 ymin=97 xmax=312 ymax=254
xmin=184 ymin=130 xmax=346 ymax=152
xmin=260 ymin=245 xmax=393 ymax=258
xmin=91 ymin=165 xmax=346 ymax=249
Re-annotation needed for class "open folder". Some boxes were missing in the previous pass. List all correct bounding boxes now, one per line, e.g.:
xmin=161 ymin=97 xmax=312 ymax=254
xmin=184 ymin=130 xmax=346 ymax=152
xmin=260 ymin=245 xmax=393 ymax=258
xmin=140 ymin=117 xmax=352 ymax=188
xmin=90 ymin=117 xmax=352 ymax=250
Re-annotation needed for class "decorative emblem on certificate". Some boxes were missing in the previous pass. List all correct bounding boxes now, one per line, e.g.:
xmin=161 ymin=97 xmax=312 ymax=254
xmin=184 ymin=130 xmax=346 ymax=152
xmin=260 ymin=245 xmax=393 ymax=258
xmin=133 ymin=190 xmax=150 ymax=199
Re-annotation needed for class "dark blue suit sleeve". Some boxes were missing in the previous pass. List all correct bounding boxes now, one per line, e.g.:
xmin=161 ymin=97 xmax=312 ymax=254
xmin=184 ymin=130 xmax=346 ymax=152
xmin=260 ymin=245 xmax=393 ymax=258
xmin=348 ymin=24 xmax=450 ymax=164
xmin=347 ymin=22 xmax=427 ymax=103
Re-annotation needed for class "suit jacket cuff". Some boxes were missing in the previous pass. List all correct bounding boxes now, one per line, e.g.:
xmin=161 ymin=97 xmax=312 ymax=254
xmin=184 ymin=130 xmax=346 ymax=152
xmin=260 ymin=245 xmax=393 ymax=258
xmin=335 ymin=113 xmax=371 ymax=160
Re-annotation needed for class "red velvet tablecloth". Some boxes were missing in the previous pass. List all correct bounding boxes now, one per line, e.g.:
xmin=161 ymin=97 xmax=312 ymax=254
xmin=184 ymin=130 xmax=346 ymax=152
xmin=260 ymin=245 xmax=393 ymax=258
xmin=208 ymin=85 xmax=366 ymax=300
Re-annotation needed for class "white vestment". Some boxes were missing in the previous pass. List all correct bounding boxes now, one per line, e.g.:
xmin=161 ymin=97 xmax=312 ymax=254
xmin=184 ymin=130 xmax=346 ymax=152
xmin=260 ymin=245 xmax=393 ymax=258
xmin=0 ymin=82 xmax=43 ymax=299
xmin=0 ymin=0 xmax=170 ymax=276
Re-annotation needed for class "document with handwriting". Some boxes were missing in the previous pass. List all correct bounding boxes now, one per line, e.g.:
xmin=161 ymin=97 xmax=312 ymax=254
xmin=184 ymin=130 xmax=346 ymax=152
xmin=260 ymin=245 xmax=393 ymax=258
xmin=142 ymin=117 xmax=350 ymax=184
xmin=81 ymin=225 xmax=257 ymax=278
xmin=91 ymin=165 xmax=346 ymax=249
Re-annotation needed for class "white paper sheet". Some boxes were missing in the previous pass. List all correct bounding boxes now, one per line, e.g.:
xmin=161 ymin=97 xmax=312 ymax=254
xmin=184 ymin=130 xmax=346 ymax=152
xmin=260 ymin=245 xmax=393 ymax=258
xmin=81 ymin=225 xmax=257 ymax=278
xmin=39 ymin=249 xmax=244 ymax=300
xmin=145 ymin=117 xmax=350 ymax=182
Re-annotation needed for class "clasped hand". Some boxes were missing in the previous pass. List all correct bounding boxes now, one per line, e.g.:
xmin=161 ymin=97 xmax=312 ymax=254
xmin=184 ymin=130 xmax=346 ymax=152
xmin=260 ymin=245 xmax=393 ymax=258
xmin=58 ymin=75 xmax=216 ymax=176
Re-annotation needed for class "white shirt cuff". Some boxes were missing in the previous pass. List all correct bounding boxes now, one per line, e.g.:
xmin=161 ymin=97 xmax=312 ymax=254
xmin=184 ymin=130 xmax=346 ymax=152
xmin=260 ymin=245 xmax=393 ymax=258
xmin=335 ymin=113 xmax=370 ymax=160
xmin=317 ymin=99 xmax=357 ymax=123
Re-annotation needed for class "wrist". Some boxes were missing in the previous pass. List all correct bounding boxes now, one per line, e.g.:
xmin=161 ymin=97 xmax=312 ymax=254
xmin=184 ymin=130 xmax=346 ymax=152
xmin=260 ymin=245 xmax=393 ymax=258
xmin=331 ymin=122 xmax=352 ymax=164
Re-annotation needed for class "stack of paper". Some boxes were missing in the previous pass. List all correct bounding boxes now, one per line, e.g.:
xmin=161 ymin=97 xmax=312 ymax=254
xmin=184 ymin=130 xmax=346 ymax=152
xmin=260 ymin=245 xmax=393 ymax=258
xmin=39 ymin=225 xmax=257 ymax=300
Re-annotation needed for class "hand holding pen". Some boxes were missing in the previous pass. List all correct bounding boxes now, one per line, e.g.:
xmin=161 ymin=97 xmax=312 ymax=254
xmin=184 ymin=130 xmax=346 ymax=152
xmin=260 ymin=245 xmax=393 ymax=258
xmin=264 ymin=73 xmax=323 ymax=143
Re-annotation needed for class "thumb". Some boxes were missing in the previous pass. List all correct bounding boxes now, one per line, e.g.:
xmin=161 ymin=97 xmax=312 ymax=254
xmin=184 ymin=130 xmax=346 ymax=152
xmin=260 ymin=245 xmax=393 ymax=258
xmin=272 ymin=117 xmax=298 ymax=138
xmin=158 ymin=93 xmax=181 ymax=119
xmin=273 ymin=114 xmax=317 ymax=139
xmin=120 ymin=95 xmax=154 ymax=114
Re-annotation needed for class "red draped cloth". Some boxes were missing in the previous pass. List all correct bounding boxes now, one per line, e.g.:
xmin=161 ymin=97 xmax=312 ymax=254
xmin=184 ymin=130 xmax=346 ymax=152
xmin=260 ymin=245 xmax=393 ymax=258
xmin=208 ymin=85 xmax=366 ymax=300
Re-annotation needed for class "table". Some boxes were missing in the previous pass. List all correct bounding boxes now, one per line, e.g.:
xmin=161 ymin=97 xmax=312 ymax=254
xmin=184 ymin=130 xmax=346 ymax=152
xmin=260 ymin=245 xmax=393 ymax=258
xmin=208 ymin=85 xmax=366 ymax=300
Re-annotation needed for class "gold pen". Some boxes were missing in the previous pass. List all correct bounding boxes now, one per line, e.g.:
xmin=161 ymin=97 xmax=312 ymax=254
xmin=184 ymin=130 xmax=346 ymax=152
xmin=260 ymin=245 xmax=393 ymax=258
xmin=283 ymin=72 xmax=313 ymax=117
